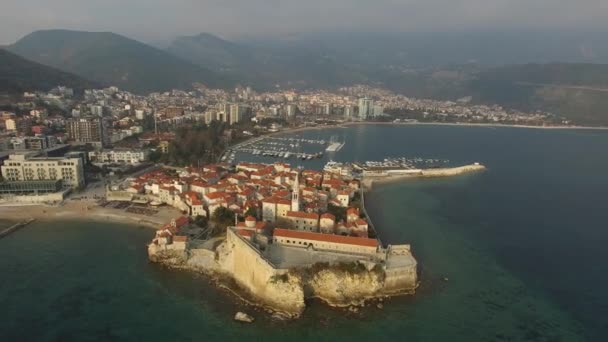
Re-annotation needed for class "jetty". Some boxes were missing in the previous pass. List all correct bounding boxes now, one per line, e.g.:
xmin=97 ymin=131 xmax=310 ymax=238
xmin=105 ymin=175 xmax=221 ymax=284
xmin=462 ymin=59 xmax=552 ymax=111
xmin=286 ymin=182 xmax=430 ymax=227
xmin=361 ymin=163 xmax=487 ymax=190
xmin=0 ymin=218 xmax=36 ymax=239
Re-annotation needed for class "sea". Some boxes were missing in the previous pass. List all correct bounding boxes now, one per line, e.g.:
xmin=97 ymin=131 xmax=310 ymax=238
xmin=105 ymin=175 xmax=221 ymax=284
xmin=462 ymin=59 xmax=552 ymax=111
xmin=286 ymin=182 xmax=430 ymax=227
xmin=1 ymin=124 xmax=607 ymax=341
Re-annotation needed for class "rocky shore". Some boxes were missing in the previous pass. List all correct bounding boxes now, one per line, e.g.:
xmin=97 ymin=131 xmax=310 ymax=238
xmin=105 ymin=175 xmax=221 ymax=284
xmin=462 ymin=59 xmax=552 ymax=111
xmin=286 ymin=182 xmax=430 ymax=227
xmin=148 ymin=228 xmax=418 ymax=319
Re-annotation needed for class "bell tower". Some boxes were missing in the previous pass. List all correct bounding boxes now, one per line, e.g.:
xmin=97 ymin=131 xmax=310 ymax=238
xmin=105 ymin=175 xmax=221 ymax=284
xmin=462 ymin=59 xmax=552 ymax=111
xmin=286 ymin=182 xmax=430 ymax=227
xmin=291 ymin=171 xmax=300 ymax=212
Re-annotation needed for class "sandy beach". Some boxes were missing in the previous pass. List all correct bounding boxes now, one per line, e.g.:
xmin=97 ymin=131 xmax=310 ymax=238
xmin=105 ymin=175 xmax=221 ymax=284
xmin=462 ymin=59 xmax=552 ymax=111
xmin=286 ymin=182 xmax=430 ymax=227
xmin=0 ymin=200 xmax=183 ymax=229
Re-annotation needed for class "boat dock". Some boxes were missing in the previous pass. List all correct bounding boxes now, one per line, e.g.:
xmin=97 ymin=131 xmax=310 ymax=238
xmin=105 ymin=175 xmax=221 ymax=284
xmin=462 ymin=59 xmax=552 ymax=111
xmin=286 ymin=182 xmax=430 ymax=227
xmin=227 ymin=136 xmax=328 ymax=162
xmin=0 ymin=218 xmax=36 ymax=239
xmin=325 ymin=135 xmax=346 ymax=152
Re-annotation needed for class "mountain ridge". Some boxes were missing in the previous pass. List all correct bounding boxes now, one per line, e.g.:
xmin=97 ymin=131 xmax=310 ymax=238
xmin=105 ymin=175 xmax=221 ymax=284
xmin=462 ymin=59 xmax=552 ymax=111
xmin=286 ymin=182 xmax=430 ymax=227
xmin=8 ymin=29 xmax=230 ymax=94
xmin=0 ymin=48 xmax=98 ymax=94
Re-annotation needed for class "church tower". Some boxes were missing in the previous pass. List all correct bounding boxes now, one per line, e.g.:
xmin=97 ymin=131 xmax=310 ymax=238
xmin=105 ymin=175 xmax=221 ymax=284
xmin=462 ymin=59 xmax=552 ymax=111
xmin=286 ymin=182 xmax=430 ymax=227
xmin=292 ymin=171 xmax=300 ymax=212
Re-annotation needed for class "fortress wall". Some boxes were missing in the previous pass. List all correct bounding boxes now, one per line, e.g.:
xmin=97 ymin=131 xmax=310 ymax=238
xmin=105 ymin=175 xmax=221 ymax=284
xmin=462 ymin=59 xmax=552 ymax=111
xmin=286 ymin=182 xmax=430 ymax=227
xmin=222 ymin=230 xmax=305 ymax=314
xmin=383 ymin=266 xmax=418 ymax=293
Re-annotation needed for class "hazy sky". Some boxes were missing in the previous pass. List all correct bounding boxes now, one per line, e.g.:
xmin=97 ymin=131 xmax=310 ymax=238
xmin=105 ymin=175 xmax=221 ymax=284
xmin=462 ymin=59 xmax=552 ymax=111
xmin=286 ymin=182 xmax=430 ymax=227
xmin=1 ymin=0 xmax=607 ymax=44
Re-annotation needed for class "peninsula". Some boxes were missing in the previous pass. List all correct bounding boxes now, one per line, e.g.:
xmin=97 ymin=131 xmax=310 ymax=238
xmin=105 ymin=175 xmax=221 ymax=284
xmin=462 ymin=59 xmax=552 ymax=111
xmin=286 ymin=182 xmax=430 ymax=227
xmin=137 ymin=160 xmax=483 ymax=317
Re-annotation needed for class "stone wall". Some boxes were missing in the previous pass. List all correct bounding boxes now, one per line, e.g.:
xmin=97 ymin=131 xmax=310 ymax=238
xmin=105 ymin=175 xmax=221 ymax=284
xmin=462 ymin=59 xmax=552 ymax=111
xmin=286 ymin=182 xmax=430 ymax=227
xmin=150 ymin=229 xmax=418 ymax=315
xmin=383 ymin=266 xmax=418 ymax=294
xmin=0 ymin=190 xmax=68 ymax=204
xmin=218 ymin=229 xmax=305 ymax=315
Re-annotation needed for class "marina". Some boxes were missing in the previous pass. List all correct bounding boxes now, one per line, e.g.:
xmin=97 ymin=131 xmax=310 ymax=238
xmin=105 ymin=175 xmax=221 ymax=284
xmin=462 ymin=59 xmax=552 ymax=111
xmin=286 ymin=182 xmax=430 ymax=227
xmin=223 ymin=136 xmax=330 ymax=163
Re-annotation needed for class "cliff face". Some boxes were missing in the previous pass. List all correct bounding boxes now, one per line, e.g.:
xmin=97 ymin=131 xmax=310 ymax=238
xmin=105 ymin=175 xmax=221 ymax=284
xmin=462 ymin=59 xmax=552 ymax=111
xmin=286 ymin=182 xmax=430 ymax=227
xmin=308 ymin=268 xmax=385 ymax=306
xmin=148 ymin=246 xmax=188 ymax=266
xmin=149 ymin=231 xmax=417 ymax=316
xmin=215 ymin=234 xmax=306 ymax=315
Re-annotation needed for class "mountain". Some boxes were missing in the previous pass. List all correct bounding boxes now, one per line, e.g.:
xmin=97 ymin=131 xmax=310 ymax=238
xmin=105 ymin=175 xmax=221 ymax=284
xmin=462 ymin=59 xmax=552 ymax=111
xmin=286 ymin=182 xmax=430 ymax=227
xmin=0 ymin=48 xmax=97 ymax=94
xmin=374 ymin=62 xmax=608 ymax=125
xmin=167 ymin=33 xmax=250 ymax=71
xmin=8 ymin=30 xmax=229 ymax=94
xmin=239 ymin=30 xmax=608 ymax=67
xmin=165 ymin=33 xmax=371 ymax=89
xmin=469 ymin=63 xmax=608 ymax=125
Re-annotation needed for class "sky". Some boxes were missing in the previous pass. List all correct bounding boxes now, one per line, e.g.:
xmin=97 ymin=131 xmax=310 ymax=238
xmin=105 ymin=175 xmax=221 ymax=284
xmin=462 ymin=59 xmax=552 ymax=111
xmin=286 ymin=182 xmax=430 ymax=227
xmin=1 ymin=0 xmax=607 ymax=45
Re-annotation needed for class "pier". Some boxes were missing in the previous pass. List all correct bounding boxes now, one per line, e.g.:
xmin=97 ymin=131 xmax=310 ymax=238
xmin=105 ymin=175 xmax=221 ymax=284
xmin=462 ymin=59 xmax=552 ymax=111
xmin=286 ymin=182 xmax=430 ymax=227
xmin=0 ymin=218 xmax=36 ymax=239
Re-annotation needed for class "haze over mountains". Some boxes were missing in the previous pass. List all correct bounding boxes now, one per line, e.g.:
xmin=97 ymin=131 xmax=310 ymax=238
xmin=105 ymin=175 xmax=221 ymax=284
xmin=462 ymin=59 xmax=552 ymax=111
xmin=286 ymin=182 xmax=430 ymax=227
xmin=0 ymin=48 xmax=97 ymax=94
xmin=7 ymin=30 xmax=227 ymax=94
xmin=4 ymin=29 xmax=608 ymax=124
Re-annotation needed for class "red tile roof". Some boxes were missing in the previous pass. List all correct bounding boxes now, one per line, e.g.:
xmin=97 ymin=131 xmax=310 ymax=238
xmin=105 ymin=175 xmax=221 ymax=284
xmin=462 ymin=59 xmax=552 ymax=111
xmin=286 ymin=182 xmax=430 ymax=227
xmin=174 ymin=216 xmax=189 ymax=228
xmin=347 ymin=207 xmax=360 ymax=216
xmin=274 ymin=228 xmax=378 ymax=248
xmin=355 ymin=218 xmax=368 ymax=226
xmin=277 ymin=199 xmax=291 ymax=206
xmin=287 ymin=211 xmax=319 ymax=220
xmin=321 ymin=213 xmax=336 ymax=220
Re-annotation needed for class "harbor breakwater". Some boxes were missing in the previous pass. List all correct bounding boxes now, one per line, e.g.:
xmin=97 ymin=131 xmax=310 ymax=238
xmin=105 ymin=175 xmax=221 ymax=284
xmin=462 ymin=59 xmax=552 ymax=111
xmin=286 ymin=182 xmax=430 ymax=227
xmin=0 ymin=219 xmax=35 ymax=239
xmin=362 ymin=163 xmax=486 ymax=189
xmin=149 ymin=229 xmax=418 ymax=318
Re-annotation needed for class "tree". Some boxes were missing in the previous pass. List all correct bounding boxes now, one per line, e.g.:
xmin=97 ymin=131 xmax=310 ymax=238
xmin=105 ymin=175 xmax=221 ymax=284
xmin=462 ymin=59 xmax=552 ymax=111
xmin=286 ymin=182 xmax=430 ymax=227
xmin=210 ymin=207 xmax=236 ymax=236
xmin=327 ymin=204 xmax=347 ymax=222
xmin=194 ymin=215 xmax=208 ymax=228
xmin=244 ymin=206 xmax=257 ymax=219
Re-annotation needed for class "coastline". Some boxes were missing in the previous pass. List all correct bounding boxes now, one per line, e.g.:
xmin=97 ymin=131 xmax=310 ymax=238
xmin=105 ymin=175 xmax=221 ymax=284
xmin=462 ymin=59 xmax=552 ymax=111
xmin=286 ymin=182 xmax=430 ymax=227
xmin=342 ymin=121 xmax=608 ymax=130
xmin=0 ymin=200 xmax=181 ymax=229
xmin=270 ymin=121 xmax=608 ymax=138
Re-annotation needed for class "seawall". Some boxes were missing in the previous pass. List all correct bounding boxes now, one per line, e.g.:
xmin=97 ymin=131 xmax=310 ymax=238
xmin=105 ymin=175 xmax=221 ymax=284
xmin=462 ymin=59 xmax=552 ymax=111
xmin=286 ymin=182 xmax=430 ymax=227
xmin=149 ymin=228 xmax=418 ymax=317
xmin=362 ymin=163 xmax=486 ymax=189
xmin=419 ymin=163 xmax=486 ymax=177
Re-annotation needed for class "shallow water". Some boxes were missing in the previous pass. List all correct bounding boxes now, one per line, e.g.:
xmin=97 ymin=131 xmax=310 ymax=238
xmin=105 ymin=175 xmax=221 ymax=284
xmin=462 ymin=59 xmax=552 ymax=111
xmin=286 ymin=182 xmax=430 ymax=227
xmin=1 ymin=125 xmax=607 ymax=341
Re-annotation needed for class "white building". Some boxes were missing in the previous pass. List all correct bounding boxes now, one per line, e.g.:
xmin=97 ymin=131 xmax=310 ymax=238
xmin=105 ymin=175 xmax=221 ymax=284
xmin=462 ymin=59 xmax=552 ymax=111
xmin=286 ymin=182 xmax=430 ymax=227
xmin=373 ymin=105 xmax=384 ymax=117
xmin=1 ymin=153 xmax=85 ymax=188
xmin=5 ymin=119 xmax=17 ymax=131
xmin=229 ymin=104 xmax=246 ymax=124
xmin=344 ymin=105 xmax=354 ymax=119
xmin=358 ymin=98 xmax=373 ymax=120
xmin=135 ymin=110 xmax=145 ymax=120
xmin=88 ymin=149 xmax=149 ymax=165
xmin=286 ymin=104 xmax=297 ymax=118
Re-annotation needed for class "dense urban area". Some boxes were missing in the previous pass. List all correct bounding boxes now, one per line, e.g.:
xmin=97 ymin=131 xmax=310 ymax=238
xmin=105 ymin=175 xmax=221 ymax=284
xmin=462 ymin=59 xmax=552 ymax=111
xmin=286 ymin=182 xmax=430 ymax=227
xmin=0 ymin=82 xmax=569 ymax=202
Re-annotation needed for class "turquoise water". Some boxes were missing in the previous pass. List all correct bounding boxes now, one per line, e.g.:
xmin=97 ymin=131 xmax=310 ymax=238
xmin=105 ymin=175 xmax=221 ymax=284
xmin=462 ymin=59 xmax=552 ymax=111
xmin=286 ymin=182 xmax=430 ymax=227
xmin=1 ymin=125 xmax=607 ymax=341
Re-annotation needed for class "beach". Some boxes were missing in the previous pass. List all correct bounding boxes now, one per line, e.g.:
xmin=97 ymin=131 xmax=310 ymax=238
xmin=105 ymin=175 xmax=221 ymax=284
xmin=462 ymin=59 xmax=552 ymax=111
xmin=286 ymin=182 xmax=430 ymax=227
xmin=0 ymin=199 xmax=182 ymax=229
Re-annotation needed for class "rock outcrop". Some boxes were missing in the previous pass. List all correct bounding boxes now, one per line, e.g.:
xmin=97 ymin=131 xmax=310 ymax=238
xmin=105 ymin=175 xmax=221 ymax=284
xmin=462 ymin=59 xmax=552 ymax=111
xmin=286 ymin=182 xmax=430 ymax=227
xmin=307 ymin=267 xmax=385 ymax=306
xmin=234 ymin=312 xmax=254 ymax=323
xmin=149 ymin=229 xmax=417 ymax=317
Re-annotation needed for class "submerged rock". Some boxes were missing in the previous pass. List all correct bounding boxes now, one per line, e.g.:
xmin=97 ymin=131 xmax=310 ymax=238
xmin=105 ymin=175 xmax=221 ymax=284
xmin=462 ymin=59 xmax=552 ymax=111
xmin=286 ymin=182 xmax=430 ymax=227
xmin=234 ymin=312 xmax=254 ymax=323
xmin=271 ymin=311 xmax=292 ymax=321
